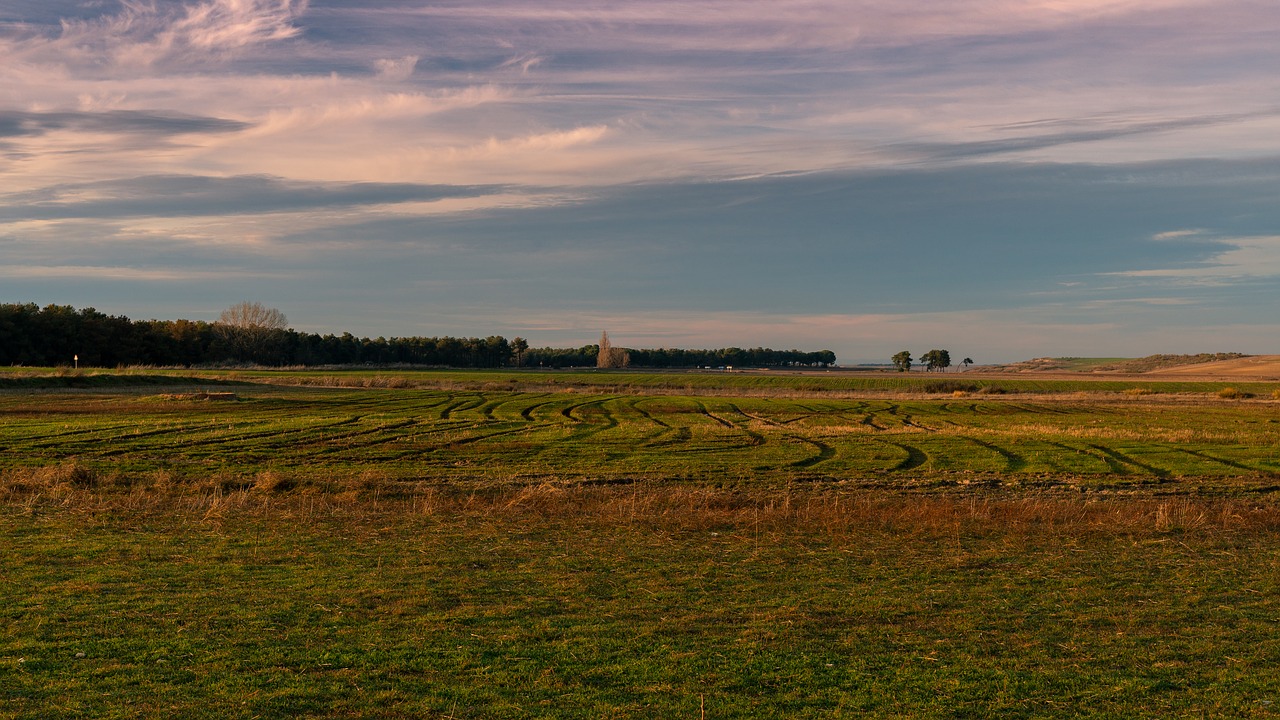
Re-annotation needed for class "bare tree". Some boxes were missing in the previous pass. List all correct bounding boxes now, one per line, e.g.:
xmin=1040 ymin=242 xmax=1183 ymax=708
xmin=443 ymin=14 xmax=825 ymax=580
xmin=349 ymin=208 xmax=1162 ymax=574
xmin=215 ymin=301 xmax=289 ymax=363
xmin=597 ymin=331 xmax=630 ymax=369
xmin=219 ymin=301 xmax=288 ymax=331
xmin=597 ymin=331 xmax=613 ymax=368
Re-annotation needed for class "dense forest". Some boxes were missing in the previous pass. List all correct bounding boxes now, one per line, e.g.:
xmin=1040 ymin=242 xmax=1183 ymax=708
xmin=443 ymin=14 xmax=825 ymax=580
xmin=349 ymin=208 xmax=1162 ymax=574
xmin=0 ymin=303 xmax=837 ymax=369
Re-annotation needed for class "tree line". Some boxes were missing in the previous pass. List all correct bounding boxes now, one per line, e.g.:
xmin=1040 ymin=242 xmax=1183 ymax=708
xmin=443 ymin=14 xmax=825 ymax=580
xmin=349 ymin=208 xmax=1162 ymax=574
xmin=891 ymin=349 xmax=974 ymax=372
xmin=0 ymin=303 xmax=836 ymax=369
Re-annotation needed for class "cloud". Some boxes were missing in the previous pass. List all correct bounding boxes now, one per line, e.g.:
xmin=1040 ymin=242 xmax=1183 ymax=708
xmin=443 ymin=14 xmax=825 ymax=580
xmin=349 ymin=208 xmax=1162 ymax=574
xmin=374 ymin=55 xmax=419 ymax=81
xmin=5 ymin=0 xmax=1280 ymax=361
xmin=7 ymin=0 xmax=1280 ymax=191
xmin=0 ymin=265 xmax=280 ymax=281
xmin=9 ymin=0 xmax=309 ymax=69
xmin=378 ymin=1 xmax=1216 ymax=55
xmin=1077 ymin=297 xmax=1196 ymax=308
xmin=1152 ymin=229 xmax=1207 ymax=241
xmin=498 ymin=54 xmax=544 ymax=75
xmin=0 ymin=110 xmax=248 ymax=139
xmin=232 ymin=123 xmax=618 ymax=185
xmin=168 ymin=0 xmax=309 ymax=51
xmin=900 ymin=111 xmax=1280 ymax=162
xmin=481 ymin=126 xmax=609 ymax=154
xmin=1111 ymin=236 xmax=1280 ymax=281
xmin=240 ymin=85 xmax=511 ymax=137
xmin=368 ymin=303 xmax=1269 ymax=363
xmin=0 ymin=174 xmax=514 ymax=221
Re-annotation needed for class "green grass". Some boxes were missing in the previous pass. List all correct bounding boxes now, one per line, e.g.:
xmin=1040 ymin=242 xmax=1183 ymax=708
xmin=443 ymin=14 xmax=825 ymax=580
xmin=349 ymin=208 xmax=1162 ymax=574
xmin=4 ymin=490 xmax=1280 ymax=718
xmin=4 ymin=365 xmax=1277 ymax=396
xmin=0 ymin=371 xmax=243 ymax=390
xmin=2 ymin=384 xmax=1278 ymax=490
xmin=5 ymin=371 xmax=1280 ymax=717
xmin=236 ymin=367 xmax=1280 ymax=396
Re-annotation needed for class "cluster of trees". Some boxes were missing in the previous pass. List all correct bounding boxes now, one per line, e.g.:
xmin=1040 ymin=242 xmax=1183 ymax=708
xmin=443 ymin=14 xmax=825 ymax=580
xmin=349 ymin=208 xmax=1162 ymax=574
xmin=0 ymin=302 xmax=519 ymax=368
xmin=0 ymin=303 xmax=838 ymax=370
xmin=624 ymin=347 xmax=836 ymax=368
xmin=891 ymin=350 xmax=974 ymax=372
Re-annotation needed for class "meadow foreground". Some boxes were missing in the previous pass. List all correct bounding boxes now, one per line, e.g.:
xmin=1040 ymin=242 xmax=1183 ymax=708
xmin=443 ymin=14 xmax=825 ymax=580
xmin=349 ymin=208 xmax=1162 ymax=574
xmin=2 ymin=369 xmax=1279 ymax=717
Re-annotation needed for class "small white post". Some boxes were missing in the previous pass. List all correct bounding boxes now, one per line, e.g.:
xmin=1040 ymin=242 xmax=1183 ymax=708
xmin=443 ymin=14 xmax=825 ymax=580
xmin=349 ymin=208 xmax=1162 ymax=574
xmin=74 ymin=354 xmax=79 ymax=369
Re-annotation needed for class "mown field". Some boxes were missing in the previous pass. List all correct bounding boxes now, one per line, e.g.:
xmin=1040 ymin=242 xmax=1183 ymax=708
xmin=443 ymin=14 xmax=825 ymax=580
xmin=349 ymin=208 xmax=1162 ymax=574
xmin=1 ymin=379 xmax=1278 ymax=489
xmin=5 ymin=365 xmax=1279 ymax=397
xmin=3 ymin=370 xmax=1280 ymax=717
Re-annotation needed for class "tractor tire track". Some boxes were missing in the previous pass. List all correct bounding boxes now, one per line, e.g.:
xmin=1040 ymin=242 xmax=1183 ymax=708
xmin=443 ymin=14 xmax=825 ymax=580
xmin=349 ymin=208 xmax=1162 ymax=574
xmin=632 ymin=398 xmax=672 ymax=428
xmin=729 ymin=405 xmax=783 ymax=427
xmin=789 ymin=435 xmax=836 ymax=468
xmin=558 ymin=398 xmax=620 ymax=443
xmin=860 ymin=413 xmax=888 ymax=430
xmin=963 ymin=437 xmax=1027 ymax=472
xmin=1175 ymin=447 xmax=1266 ymax=473
xmin=719 ymin=404 xmax=766 ymax=447
xmin=1039 ymin=441 xmax=1108 ymax=474
xmin=439 ymin=422 xmax=556 ymax=449
xmin=1085 ymin=444 xmax=1170 ymax=478
xmin=899 ymin=413 xmax=936 ymax=432
xmin=22 ymin=422 xmax=164 ymax=447
xmin=100 ymin=415 xmax=371 ymax=454
xmin=643 ymin=426 xmax=692 ymax=448
xmin=694 ymin=401 xmax=734 ymax=428
xmin=504 ymin=394 xmax=554 ymax=421
xmin=559 ymin=398 xmax=606 ymax=422
xmin=877 ymin=439 xmax=930 ymax=472
xmin=440 ymin=395 xmax=487 ymax=420
xmin=268 ymin=419 xmax=435 ymax=457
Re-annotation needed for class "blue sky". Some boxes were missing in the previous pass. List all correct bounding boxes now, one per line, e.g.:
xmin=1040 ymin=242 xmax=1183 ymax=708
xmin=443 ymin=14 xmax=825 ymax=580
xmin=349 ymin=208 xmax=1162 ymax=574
xmin=3 ymin=0 xmax=1280 ymax=363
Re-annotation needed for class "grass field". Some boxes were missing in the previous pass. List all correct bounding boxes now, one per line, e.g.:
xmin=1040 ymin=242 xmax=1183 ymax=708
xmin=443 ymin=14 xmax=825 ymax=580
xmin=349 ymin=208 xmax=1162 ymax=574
xmin=5 ymin=365 xmax=1279 ymax=396
xmin=2 ymin=380 xmax=1278 ymax=490
xmin=3 ymin=369 xmax=1280 ymax=717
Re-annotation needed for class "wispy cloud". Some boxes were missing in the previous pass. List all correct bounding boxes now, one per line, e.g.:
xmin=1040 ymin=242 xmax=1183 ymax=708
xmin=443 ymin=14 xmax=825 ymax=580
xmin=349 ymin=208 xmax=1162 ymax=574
xmin=0 ymin=264 xmax=281 ymax=282
xmin=374 ymin=55 xmax=419 ymax=81
xmin=1112 ymin=236 xmax=1280 ymax=281
xmin=395 ymin=304 xmax=1270 ymax=362
xmin=0 ymin=175 xmax=513 ymax=221
xmin=5 ymin=1 xmax=1280 ymax=358
xmin=902 ymin=111 xmax=1280 ymax=162
xmin=7 ymin=0 xmax=1280 ymax=189
xmin=0 ymin=109 xmax=248 ymax=139
xmin=7 ymin=0 xmax=308 ymax=69
xmin=1152 ymin=229 xmax=1207 ymax=241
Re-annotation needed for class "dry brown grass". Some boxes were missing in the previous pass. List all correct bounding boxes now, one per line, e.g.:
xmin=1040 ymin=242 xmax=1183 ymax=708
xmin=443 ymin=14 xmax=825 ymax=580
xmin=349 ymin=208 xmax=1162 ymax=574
xmin=2 ymin=461 xmax=105 ymax=493
xmin=5 ymin=468 xmax=1278 ymax=539
xmin=469 ymin=485 xmax=1280 ymax=537
xmin=156 ymin=391 xmax=239 ymax=401
xmin=275 ymin=374 xmax=416 ymax=389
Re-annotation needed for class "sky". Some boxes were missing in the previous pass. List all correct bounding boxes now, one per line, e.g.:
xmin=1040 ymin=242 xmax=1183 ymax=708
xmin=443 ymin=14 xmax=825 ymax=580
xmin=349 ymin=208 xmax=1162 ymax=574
xmin=3 ymin=0 xmax=1280 ymax=363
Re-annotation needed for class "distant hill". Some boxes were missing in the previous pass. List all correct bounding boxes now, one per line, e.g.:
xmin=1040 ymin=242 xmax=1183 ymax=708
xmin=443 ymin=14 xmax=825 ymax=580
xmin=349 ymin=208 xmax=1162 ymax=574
xmin=1000 ymin=353 xmax=1251 ymax=374
xmin=1146 ymin=354 xmax=1280 ymax=378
